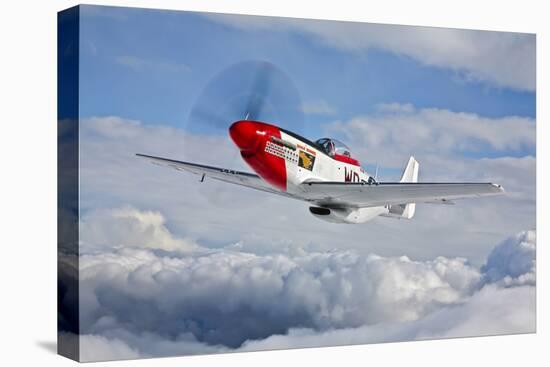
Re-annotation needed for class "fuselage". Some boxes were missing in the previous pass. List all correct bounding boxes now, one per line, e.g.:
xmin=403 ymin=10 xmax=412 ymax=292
xmin=229 ymin=120 xmax=373 ymax=197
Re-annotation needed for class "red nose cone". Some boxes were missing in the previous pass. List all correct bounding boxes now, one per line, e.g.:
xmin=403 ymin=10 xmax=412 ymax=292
xmin=228 ymin=120 xmax=287 ymax=191
xmin=229 ymin=120 xmax=260 ymax=151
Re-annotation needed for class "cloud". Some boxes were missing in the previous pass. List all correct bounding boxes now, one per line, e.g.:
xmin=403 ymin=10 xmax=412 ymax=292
xmin=115 ymin=55 xmax=191 ymax=73
xmin=327 ymin=103 xmax=535 ymax=165
xmin=73 ymin=330 xmax=226 ymax=362
xmin=204 ymin=13 xmax=535 ymax=91
xmin=79 ymin=207 xmax=202 ymax=253
xmin=240 ymin=284 xmax=535 ymax=351
xmin=302 ymin=99 xmax=337 ymax=115
xmin=76 ymin=208 xmax=536 ymax=360
xmin=481 ymin=230 xmax=536 ymax=287
xmin=376 ymin=102 xmax=416 ymax=114
xmin=79 ymin=334 xmax=142 ymax=362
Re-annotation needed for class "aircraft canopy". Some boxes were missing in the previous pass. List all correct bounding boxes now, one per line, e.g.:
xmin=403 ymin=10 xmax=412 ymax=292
xmin=315 ymin=138 xmax=353 ymax=158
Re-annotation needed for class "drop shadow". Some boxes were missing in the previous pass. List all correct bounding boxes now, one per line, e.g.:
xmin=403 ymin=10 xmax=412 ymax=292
xmin=36 ymin=340 xmax=57 ymax=354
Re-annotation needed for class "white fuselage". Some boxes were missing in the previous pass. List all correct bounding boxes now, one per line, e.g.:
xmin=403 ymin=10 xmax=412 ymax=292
xmin=275 ymin=130 xmax=371 ymax=195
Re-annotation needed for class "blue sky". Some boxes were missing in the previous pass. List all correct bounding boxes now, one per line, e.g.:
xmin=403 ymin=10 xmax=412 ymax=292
xmin=79 ymin=5 xmax=535 ymax=137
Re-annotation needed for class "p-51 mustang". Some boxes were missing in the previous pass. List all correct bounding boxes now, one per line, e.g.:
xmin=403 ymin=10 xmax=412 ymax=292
xmin=137 ymin=120 xmax=504 ymax=224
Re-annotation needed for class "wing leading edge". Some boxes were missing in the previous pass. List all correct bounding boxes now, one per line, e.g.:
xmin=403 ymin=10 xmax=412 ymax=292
xmin=301 ymin=181 xmax=504 ymax=208
xmin=136 ymin=153 xmax=293 ymax=198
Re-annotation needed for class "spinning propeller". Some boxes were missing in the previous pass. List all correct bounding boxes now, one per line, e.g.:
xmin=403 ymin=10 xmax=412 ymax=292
xmin=186 ymin=60 xmax=304 ymax=136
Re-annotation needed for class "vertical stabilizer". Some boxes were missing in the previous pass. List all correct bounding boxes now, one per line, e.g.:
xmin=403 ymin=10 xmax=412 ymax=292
xmin=400 ymin=156 xmax=419 ymax=183
xmin=393 ymin=156 xmax=419 ymax=219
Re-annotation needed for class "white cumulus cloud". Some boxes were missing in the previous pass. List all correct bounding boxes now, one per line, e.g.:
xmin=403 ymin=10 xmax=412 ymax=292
xmin=80 ymin=207 xmax=201 ymax=253
xmin=74 ymin=208 xmax=536 ymax=360
xmin=481 ymin=230 xmax=536 ymax=287
xmin=327 ymin=104 xmax=535 ymax=166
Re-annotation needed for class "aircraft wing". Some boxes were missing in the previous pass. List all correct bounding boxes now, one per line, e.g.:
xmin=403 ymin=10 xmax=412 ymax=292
xmin=301 ymin=181 xmax=504 ymax=208
xmin=136 ymin=153 xmax=293 ymax=197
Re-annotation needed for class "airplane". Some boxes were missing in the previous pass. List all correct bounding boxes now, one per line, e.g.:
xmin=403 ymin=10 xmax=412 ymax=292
xmin=136 ymin=119 xmax=504 ymax=224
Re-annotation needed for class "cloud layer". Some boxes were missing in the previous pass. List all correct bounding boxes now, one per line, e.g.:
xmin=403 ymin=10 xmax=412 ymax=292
xmin=73 ymin=109 xmax=535 ymax=361
xmin=205 ymin=13 xmax=535 ymax=91
xmin=73 ymin=208 xmax=535 ymax=361
xmin=332 ymin=103 xmax=535 ymax=160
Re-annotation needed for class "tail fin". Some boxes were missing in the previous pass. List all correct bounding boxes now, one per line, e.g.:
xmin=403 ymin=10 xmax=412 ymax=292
xmin=400 ymin=156 xmax=419 ymax=183
xmin=388 ymin=156 xmax=419 ymax=219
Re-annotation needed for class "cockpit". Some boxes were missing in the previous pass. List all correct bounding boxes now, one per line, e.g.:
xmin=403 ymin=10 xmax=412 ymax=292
xmin=315 ymin=138 xmax=353 ymax=158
